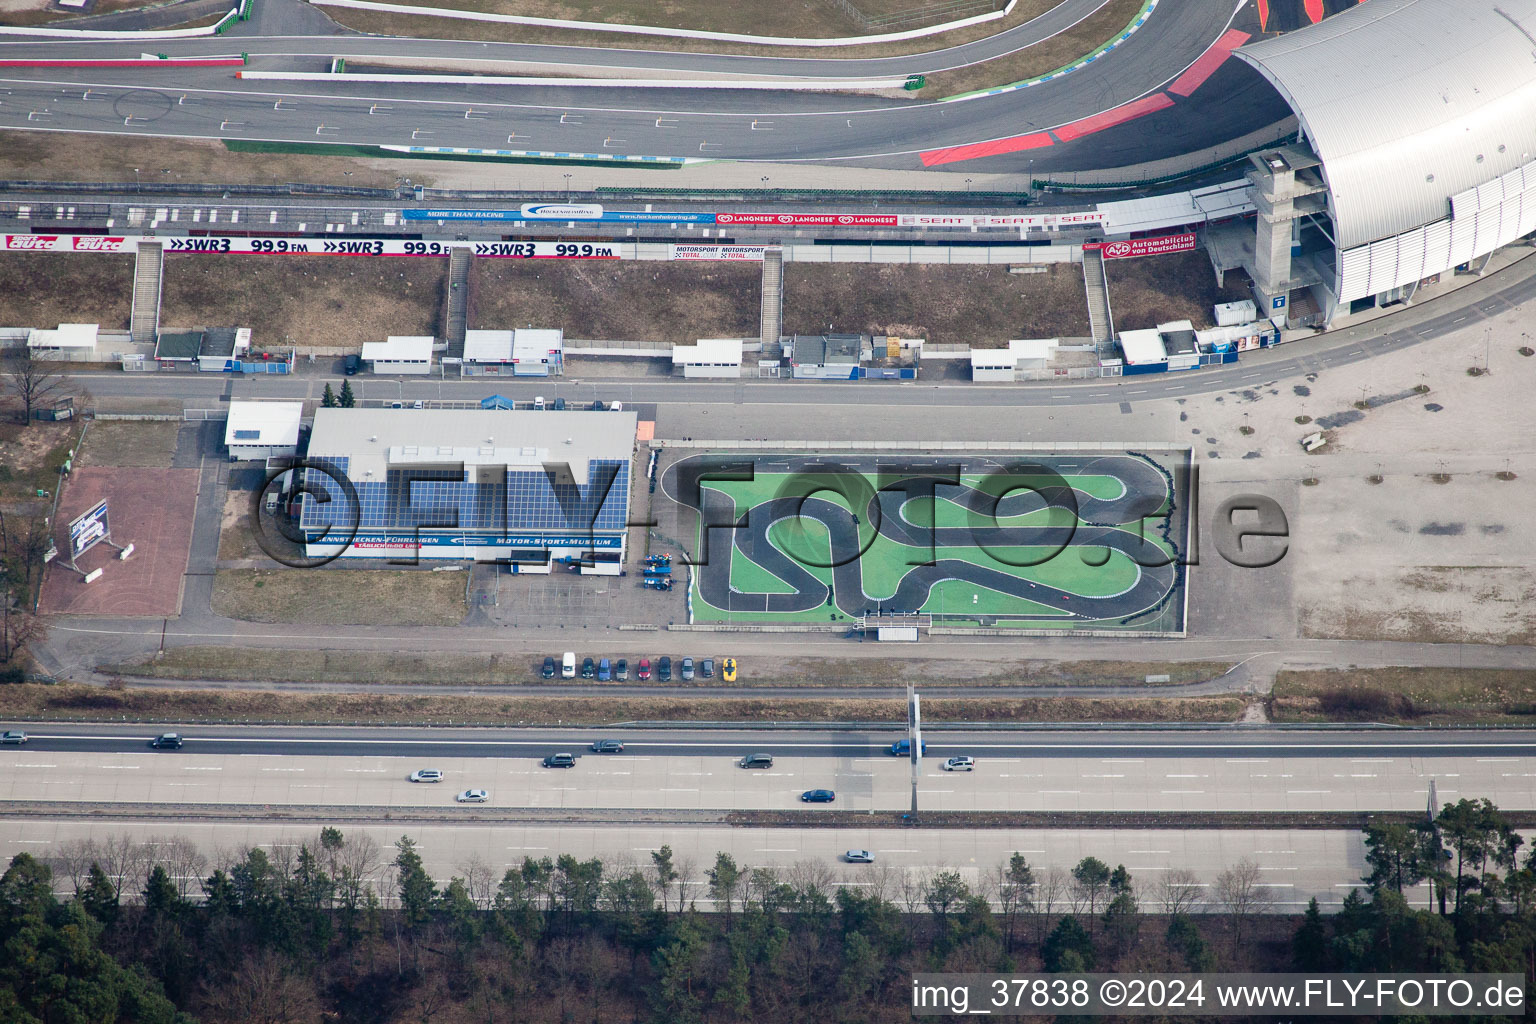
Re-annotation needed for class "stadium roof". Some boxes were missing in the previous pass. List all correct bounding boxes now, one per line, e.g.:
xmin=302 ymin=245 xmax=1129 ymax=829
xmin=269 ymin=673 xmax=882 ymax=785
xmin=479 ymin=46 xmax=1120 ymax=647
xmin=1236 ymin=0 xmax=1536 ymax=249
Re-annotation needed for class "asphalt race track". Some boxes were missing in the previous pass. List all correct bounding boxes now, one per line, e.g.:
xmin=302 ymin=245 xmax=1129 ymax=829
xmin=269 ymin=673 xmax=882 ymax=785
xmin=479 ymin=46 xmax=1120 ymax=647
xmin=0 ymin=0 xmax=1284 ymax=171
xmin=664 ymin=452 xmax=1188 ymax=628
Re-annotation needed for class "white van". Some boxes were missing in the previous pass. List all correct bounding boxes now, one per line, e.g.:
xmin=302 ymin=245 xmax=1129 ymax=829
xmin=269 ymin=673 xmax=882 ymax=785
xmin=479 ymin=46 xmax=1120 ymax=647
xmin=561 ymin=652 xmax=576 ymax=678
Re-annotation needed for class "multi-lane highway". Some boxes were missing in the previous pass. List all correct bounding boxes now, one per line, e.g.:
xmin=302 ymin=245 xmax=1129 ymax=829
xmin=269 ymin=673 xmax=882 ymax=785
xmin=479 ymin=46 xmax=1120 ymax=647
xmin=0 ymin=0 xmax=1285 ymax=169
xmin=8 ymin=724 xmax=1536 ymax=764
xmin=6 ymin=725 xmax=1499 ymax=908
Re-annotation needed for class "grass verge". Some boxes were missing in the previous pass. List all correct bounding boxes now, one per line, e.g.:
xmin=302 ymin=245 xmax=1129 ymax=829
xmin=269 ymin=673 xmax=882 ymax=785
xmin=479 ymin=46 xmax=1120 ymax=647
xmin=0 ymin=253 xmax=133 ymax=330
xmin=324 ymin=0 xmax=1058 ymax=57
xmin=0 ymin=683 xmax=1246 ymax=724
xmin=1272 ymin=668 xmax=1536 ymax=725
xmin=210 ymin=569 xmax=468 ymax=626
xmin=923 ymin=0 xmax=1144 ymax=97
xmin=105 ymin=647 xmax=1233 ymax=688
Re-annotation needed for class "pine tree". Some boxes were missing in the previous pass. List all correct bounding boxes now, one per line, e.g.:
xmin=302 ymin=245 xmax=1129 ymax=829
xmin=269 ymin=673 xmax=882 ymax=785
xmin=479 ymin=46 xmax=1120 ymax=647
xmin=321 ymin=383 xmax=336 ymax=408
xmin=338 ymin=379 xmax=355 ymax=408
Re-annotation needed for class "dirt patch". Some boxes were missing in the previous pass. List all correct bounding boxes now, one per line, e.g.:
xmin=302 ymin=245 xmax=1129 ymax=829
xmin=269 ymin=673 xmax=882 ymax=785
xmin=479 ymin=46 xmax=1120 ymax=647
xmin=0 ymin=421 xmax=74 ymax=503
xmin=217 ymin=488 xmax=267 ymax=561
xmin=161 ymin=255 xmax=446 ymax=350
xmin=923 ymin=0 xmax=1144 ymax=97
xmin=1272 ymin=667 xmax=1536 ymax=725
xmin=470 ymin=260 xmax=760 ymax=343
xmin=327 ymin=0 xmax=1059 ymax=59
xmin=0 ymin=682 xmax=1246 ymax=725
xmin=211 ymin=568 xmax=469 ymax=626
xmin=74 ymin=420 xmax=179 ymax=469
xmin=1104 ymin=252 xmax=1250 ymax=331
xmin=0 ymin=0 xmax=184 ymax=26
xmin=37 ymin=467 xmax=198 ymax=616
xmin=783 ymin=263 xmax=1088 ymax=345
xmin=0 ymin=253 xmax=133 ymax=330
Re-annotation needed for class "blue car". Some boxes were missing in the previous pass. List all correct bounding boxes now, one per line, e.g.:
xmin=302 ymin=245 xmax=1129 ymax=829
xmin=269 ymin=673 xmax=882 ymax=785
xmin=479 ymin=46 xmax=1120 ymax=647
xmin=598 ymin=658 xmax=611 ymax=682
xmin=888 ymin=740 xmax=928 ymax=756
xmin=801 ymin=789 xmax=836 ymax=803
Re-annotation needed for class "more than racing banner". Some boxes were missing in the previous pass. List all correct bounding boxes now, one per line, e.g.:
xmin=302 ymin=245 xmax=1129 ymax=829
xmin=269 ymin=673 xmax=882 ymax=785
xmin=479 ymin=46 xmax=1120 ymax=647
xmin=404 ymin=208 xmax=716 ymax=224
xmin=1085 ymin=233 xmax=1198 ymax=259
xmin=158 ymin=237 xmax=621 ymax=258
xmin=670 ymin=245 xmax=768 ymax=261
xmin=3 ymin=234 xmax=133 ymax=252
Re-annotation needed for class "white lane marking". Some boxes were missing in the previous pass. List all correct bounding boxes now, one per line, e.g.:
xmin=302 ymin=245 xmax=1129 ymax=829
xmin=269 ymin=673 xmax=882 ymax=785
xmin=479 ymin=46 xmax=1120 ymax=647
xmin=98 ymin=765 xmax=140 ymax=770
xmin=12 ymin=763 xmax=57 ymax=768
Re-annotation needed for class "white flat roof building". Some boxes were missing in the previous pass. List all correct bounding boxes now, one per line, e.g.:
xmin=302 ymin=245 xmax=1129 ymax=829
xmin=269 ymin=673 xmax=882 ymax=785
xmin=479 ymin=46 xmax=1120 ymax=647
xmin=672 ymin=337 xmax=744 ymax=378
xmin=362 ymin=335 xmax=434 ymax=374
xmin=27 ymin=323 xmax=98 ymax=351
xmin=969 ymin=339 xmax=1060 ymax=381
xmin=1118 ymin=329 xmax=1167 ymax=366
xmin=463 ymin=330 xmax=513 ymax=363
xmin=224 ymin=400 xmax=303 ymax=460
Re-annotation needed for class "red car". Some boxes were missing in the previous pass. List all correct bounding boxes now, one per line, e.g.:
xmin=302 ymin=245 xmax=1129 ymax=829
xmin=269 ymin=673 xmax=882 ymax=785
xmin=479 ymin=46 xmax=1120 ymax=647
xmin=637 ymin=658 xmax=652 ymax=681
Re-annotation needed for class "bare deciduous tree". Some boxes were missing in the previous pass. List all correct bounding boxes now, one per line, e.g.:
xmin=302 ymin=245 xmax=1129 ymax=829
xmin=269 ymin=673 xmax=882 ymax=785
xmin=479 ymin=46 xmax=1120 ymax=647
xmin=100 ymin=834 xmax=146 ymax=903
xmin=1214 ymin=859 xmax=1275 ymax=955
xmin=146 ymin=835 xmax=208 ymax=900
xmin=1156 ymin=868 xmax=1206 ymax=916
xmin=2 ymin=351 xmax=74 ymax=425
xmin=198 ymin=951 xmax=321 ymax=1024
xmin=50 ymin=837 xmax=100 ymax=896
xmin=458 ymin=853 xmax=495 ymax=910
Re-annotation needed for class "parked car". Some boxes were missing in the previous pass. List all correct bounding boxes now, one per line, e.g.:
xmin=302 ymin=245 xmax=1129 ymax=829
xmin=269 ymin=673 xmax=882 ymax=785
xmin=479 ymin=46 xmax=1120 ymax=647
xmin=637 ymin=658 xmax=652 ymax=681
xmin=615 ymin=658 xmax=629 ymax=681
xmin=533 ymin=396 xmax=545 ymax=410
xmin=553 ymin=397 xmax=566 ymax=411
xmin=701 ymin=658 xmax=714 ymax=679
xmin=542 ymin=753 xmax=576 ymax=768
xmin=590 ymin=400 xmax=605 ymax=411
xmin=561 ymin=652 xmax=576 ymax=678
xmin=343 ymin=354 xmax=361 ymax=375
xmin=408 ymin=769 xmax=443 ymax=783
xmin=888 ymin=739 xmax=928 ymax=756
xmin=739 ymin=753 xmax=774 ymax=769
xmin=722 ymin=658 xmax=737 ymax=683
xmin=0 ymin=730 xmax=27 ymax=745
xmin=542 ymin=656 xmax=557 ymax=679
xmin=943 ymin=756 xmax=976 ymax=772
xmin=597 ymin=657 xmax=612 ymax=681
xmin=658 ymin=656 xmax=672 ymax=682
xmin=150 ymin=733 xmax=182 ymax=749
xmin=681 ymin=657 xmax=695 ymax=681
xmin=801 ymin=789 xmax=836 ymax=803
xmin=843 ymin=849 xmax=875 ymax=864
xmin=591 ymin=739 xmax=624 ymax=753
xmin=456 ymin=789 xmax=489 ymax=803
xmin=581 ymin=657 xmax=596 ymax=680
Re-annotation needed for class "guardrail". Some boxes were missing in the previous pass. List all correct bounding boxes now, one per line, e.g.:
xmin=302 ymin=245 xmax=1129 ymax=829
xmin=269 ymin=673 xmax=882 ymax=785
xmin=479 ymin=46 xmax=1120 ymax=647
xmin=0 ymin=7 xmax=237 ymax=37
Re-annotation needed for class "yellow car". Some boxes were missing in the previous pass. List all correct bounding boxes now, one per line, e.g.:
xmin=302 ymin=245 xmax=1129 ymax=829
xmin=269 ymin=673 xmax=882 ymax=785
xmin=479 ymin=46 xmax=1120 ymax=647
xmin=722 ymin=657 xmax=737 ymax=682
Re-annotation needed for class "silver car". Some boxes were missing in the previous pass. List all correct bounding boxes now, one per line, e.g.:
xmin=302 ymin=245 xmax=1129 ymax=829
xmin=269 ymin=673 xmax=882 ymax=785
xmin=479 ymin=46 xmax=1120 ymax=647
xmin=455 ymin=789 xmax=489 ymax=803
xmin=408 ymin=769 xmax=443 ymax=783
xmin=943 ymin=756 xmax=976 ymax=772
xmin=844 ymin=849 xmax=875 ymax=864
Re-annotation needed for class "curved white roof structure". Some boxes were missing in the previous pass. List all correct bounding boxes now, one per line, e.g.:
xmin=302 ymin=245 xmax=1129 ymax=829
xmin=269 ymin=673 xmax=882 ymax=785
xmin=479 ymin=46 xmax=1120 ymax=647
xmin=1236 ymin=0 xmax=1536 ymax=250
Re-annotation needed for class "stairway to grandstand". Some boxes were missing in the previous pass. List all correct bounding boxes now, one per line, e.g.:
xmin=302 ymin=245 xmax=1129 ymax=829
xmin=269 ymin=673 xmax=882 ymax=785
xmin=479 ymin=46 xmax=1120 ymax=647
xmin=1082 ymin=247 xmax=1115 ymax=345
xmin=129 ymin=242 xmax=163 ymax=346
xmin=443 ymin=246 xmax=472 ymax=358
xmin=759 ymin=247 xmax=783 ymax=348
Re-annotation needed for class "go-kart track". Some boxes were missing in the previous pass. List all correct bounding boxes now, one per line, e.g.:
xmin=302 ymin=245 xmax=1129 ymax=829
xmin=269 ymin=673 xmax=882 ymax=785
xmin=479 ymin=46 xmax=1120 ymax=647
xmin=662 ymin=451 xmax=1190 ymax=634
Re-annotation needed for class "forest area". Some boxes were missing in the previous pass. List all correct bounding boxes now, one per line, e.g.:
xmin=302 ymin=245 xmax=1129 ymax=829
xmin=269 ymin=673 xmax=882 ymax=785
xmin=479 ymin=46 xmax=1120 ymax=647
xmin=3 ymin=799 xmax=1535 ymax=1023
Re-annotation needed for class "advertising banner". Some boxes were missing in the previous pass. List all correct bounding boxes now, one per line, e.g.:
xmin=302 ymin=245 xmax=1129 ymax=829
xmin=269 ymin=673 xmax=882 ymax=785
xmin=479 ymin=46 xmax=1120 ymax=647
xmin=3 ymin=234 xmax=131 ymax=252
xmin=1086 ymin=233 xmax=1198 ymax=259
xmin=68 ymin=499 xmax=109 ymax=561
xmin=403 ymin=208 xmax=716 ymax=224
xmin=156 ymin=237 xmax=622 ymax=259
xmin=670 ymin=245 xmax=767 ymax=261
xmin=714 ymin=212 xmax=899 ymax=226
